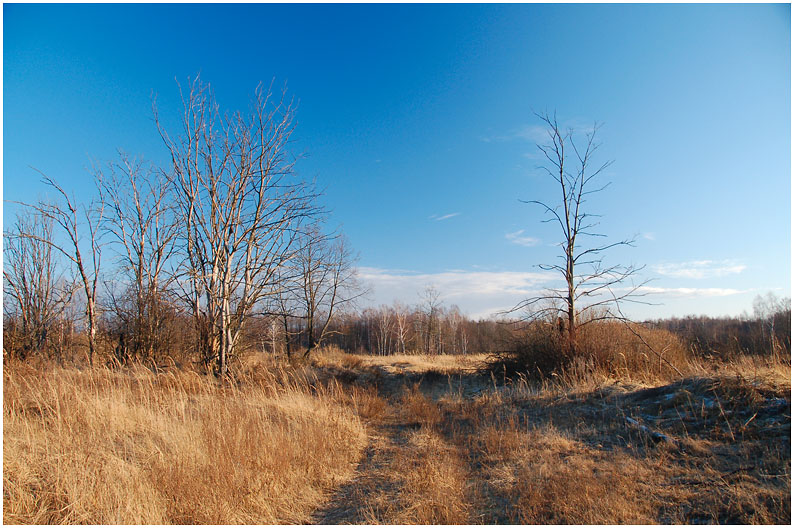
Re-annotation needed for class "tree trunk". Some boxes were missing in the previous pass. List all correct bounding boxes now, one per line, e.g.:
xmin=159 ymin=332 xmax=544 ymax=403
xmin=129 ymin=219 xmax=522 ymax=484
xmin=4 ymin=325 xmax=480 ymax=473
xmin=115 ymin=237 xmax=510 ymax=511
xmin=86 ymin=298 xmax=97 ymax=367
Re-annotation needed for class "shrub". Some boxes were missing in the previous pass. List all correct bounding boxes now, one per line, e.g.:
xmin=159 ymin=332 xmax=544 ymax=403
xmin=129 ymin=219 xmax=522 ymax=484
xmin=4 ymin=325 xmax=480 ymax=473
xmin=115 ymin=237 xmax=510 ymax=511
xmin=491 ymin=319 xmax=690 ymax=382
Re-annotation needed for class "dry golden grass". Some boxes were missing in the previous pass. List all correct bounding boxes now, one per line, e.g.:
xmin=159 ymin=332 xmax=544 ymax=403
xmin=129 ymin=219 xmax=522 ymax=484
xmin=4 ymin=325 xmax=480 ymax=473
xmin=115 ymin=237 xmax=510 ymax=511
xmin=367 ymin=428 xmax=470 ymax=524
xmin=363 ymin=352 xmax=490 ymax=374
xmin=4 ymin=348 xmax=790 ymax=525
xmin=481 ymin=426 xmax=657 ymax=524
xmin=326 ymin=350 xmax=790 ymax=524
xmin=3 ymin=361 xmax=366 ymax=524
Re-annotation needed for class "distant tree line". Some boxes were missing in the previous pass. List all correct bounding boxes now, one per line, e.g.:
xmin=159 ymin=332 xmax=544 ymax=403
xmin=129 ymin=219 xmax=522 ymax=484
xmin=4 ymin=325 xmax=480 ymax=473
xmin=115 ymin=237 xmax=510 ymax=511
xmin=299 ymin=290 xmax=516 ymax=357
xmin=648 ymin=293 xmax=791 ymax=361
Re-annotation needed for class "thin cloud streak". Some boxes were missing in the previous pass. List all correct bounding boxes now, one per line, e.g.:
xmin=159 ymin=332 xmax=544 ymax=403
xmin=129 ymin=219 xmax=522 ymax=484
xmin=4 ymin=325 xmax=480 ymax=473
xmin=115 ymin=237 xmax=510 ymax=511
xmin=653 ymin=260 xmax=746 ymax=279
xmin=428 ymin=212 xmax=461 ymax=221
xmin=505 ymin=229 xmax=540 ymax=247
xmin=435 ymin=212 xmax=461 ymax=221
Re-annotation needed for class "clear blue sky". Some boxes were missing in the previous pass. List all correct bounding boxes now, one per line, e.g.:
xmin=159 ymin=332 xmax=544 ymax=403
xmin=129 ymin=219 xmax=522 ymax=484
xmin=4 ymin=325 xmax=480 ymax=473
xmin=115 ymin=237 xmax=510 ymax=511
xmin=4 ymin=3 xmax=791 ymax=320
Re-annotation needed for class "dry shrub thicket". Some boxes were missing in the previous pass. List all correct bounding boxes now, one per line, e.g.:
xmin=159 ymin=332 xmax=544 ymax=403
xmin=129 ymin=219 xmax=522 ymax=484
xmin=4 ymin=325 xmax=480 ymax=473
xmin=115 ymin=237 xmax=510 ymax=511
xmin=2 ymin=359 xmax=366 ymax=524
xmin=492 ymin=318 xmax=692 ymax=384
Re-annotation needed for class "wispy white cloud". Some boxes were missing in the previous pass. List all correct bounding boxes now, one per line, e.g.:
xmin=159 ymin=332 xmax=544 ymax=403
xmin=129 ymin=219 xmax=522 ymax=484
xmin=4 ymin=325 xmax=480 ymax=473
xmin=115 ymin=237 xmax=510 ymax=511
xmin=653 ymin=260 xmax=746 ymax=280
xmin=429 ymin=212 xmax=460 ymax=221
xmin=512 ymin=124 xmax=552 ymax=143
xmin=642 ymin=232 xmax=655 ymax=241
xmin=357 ymin=267 xmax=556 ymax=299
xmin=636 ymin=286 xmax=745 ymax=298
xmin=505 ymin=229 xmax=540 ymax=247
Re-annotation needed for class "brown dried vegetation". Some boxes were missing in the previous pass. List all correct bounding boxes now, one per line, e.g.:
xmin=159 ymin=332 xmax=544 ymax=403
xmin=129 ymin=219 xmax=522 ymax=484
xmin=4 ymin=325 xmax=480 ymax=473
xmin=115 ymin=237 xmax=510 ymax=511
xmin=3 ymin=360 xmax=366 ymax=524
xmin=4 ymin=339 xmax=791 ymax=525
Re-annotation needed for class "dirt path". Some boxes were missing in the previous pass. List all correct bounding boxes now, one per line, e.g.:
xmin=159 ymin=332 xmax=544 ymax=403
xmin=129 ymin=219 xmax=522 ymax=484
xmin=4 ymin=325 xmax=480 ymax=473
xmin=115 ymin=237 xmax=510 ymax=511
xmin=310 ymin=361 xmax=492 ymax=524
xmin=310 ymin=422 xmax=412 ymax=523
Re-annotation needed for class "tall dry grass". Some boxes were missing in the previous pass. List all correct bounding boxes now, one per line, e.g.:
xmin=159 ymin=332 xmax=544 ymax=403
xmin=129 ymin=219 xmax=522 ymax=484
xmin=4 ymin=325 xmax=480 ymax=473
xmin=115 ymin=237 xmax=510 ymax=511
xmin=4 ymin=345 xmax=789 ymax=525
xmin=369 ymin=428 xmax=470 ymax=524
xmin=3 ymin=360 xmax=366 ymax=524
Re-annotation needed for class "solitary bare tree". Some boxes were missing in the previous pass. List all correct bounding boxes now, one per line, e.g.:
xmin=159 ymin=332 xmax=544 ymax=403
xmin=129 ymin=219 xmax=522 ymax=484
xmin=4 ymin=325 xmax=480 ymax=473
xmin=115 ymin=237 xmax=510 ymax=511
xmin=155 ymin=76 xmax=317 ymax=376
xmin=420 ymin=285 xmax=442 ymax=355
xmin=510 ymin=112 xmax=645 ymax=354
xmin=393 ymin=301 xmax=410 ymax=354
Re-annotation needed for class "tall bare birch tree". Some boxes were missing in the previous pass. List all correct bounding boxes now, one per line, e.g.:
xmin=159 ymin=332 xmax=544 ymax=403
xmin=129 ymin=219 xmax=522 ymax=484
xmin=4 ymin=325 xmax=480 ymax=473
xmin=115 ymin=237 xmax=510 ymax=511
xmin=99 ymin=153 xmax=179 ymax=362
xmin=511 ymin=112 xmax=644 ymax=354
xmin=393 ymin=301 xmax=410 ymax=354
xmin=155 ymin=76 xmax=316 ymax=376
xmin=3 ymin=211 xmax=76 ymax=359
xmin=291 ymin=228 xmax=360 ymax=358
xmin=15 ymin=177 xmax=106 ymax=365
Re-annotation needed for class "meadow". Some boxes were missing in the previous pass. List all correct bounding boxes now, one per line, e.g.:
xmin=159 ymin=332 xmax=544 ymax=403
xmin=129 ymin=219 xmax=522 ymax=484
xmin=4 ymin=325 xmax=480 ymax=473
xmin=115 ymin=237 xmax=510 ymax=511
xmin=3 ymin=332 xmax=790 ymax=524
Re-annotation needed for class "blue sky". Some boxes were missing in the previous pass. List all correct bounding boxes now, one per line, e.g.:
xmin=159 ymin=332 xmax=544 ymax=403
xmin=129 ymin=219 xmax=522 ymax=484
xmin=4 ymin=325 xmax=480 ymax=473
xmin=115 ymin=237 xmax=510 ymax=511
xmin=3 ymin=3 xmax=791 ymax=320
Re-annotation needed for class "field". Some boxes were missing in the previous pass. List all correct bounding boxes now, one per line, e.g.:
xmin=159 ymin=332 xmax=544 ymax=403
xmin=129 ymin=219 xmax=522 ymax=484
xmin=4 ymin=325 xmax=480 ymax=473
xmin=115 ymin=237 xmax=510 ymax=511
xmin=3 ymin=349 xmax=791 ymax=524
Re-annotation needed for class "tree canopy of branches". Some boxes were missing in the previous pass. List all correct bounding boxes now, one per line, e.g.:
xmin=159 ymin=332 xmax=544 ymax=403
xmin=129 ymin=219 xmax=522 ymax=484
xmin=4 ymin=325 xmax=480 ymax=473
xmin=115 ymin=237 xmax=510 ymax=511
xmin=13 ymin=177 xmax=106 ymax=365
xmin=3 ymin=212 xmax=76 ymax=359
xmin=155 ymin=76 xmax=318 ymax=376
xmin=509 ymin=112 xmax=645 ymax=355
xmin=278 ymin=228 xmax=360 ymax=358
xmin=99 ymin=153 xmax=179 ymax=363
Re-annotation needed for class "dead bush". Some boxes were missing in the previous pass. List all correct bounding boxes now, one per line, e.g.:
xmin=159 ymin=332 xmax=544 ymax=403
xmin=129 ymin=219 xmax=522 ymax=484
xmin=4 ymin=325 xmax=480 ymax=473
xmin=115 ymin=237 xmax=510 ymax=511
xmin=491 ymin=320 xmax=690 ymax=382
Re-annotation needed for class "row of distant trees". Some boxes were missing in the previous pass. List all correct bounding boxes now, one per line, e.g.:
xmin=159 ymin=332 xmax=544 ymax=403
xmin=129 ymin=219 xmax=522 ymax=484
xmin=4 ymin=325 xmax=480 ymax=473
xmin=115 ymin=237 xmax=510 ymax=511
xmin=650 ymin=292 xmax=791 ymax=360
xmin=3 ymin=77 xmax=359 ymax=375
xmin=319 ymin=287 xmax=515 ymax=356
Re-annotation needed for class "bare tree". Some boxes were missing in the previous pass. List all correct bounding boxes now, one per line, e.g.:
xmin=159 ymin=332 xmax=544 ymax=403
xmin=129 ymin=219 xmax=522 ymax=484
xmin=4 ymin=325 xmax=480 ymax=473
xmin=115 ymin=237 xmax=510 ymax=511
xmin=420 ymin=285 xmax=442 ymax=355
xmin=393 ymin=301 xmax=411 ymax=354
xmin=155 ymin=76 xmax=317 ymax=376
xmin=99 ymin=153 xmax=179 ymax=362
xmin=290 ymin=228 xmax=361 ymax=358
xmin=3 ymin=211 xmax=76 ymax=359
xmin=752 ymin=292 xmax=791 ymax=355
xmin=509 ymin=112 xmax=645 ymax=354
xmin=15 ymin=177 xmax=106 ymax=365
xmin=275 ymin=275 xmax=298 ymax=359
xmin=448 ymin=305 xmax=469 ymax=355
xmin=267 ymin=316 xmax=281 ymax=356
xmin=373 ymin=305 xmax=394 ymax=355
